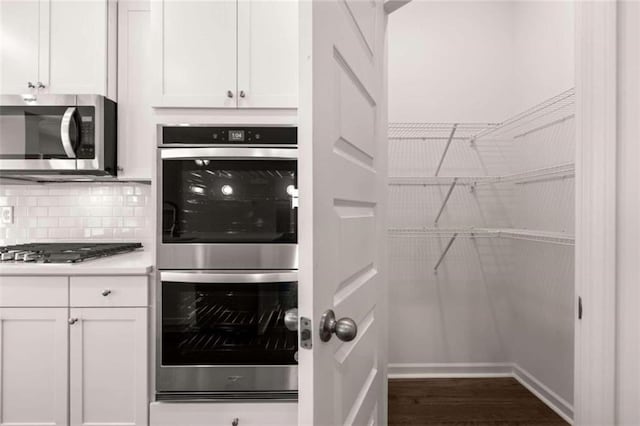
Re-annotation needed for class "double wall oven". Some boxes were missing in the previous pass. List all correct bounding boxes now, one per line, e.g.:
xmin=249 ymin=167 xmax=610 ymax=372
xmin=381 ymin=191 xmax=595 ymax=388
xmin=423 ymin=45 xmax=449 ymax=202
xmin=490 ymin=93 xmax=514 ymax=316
xmin=157 ymin=125 xmax=298 ymax=400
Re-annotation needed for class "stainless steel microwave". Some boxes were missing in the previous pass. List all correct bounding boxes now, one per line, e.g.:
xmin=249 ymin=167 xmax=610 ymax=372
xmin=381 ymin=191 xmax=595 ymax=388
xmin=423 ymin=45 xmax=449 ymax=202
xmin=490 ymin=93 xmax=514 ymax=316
xmin=0 ymin=95 xmax=117 ymax=180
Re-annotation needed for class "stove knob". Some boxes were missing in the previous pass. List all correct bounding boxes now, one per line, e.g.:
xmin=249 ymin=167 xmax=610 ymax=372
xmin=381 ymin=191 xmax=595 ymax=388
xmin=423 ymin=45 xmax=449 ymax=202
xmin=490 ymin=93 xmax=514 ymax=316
xmin=102 ymin=289 xmax=112 ymax=297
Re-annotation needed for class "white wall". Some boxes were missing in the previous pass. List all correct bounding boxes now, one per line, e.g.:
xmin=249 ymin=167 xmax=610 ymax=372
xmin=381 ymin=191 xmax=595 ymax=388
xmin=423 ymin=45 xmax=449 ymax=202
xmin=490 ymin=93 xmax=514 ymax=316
xmin=387 ymin=0 xmax=576 ymax=412
xmin=388 ymin=1 xmax=515 ymax=123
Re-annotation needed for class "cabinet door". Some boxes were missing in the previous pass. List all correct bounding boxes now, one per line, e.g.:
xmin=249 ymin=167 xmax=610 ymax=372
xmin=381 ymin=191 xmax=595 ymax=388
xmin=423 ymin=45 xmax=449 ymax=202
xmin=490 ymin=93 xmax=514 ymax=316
xmin=0 ymin=308 xmax=69 ymax=426
xmin=237 ymin=0 xmax=298 ymax=108
xmin=152 ymin=0 xmax=237 ymax=108
xmin=45 ymin=0 xmax=111 ymax=96
xmin=117 ymin=0 xmax=153 ymax=180
xmin=69 ymin=308 xmax=148 ymax=426
xmin=0 ymin=0 xmax=41 ymax=94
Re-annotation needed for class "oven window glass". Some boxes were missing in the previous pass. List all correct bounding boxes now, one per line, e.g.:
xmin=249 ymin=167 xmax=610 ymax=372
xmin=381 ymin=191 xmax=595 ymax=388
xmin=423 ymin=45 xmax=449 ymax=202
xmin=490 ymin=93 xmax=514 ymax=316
xmin=162 ymin=159 xmax=297 ymax=243
xmin=162 ymin=280 xmax=298 ymax=365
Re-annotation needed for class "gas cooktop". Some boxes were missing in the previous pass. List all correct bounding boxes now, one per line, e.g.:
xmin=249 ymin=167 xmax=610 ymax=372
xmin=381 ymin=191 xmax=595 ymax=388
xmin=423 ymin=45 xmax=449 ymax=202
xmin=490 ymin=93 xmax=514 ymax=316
xmin=0 ymin=242 xmax=143 ymax=263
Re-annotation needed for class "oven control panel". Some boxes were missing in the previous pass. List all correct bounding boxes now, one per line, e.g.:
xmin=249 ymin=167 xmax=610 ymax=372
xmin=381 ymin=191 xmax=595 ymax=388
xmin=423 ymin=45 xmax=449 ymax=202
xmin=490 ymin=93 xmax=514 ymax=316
xmin=162 ymin=126 xmax=297 ymax=145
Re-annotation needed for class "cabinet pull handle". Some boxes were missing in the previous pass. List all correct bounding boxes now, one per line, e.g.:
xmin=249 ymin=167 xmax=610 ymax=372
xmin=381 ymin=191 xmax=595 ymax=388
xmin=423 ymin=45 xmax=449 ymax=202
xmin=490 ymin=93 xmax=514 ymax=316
xmin=227 ymin=90 xmax=234 ymax=98
xmin=36 ymin=82 xmax=45 ymax=89
xmin=102 ymin=289 xmax=112 ymax=297
xmin=239 ymin=90 xmax=246 ymax=98
xmin=68 ymin=318 xmax=78 ymax=325
xmin=232 ymin=418 xmax=239 ymax=426
xmin=27 ymin=82 xmax=36 ymax=89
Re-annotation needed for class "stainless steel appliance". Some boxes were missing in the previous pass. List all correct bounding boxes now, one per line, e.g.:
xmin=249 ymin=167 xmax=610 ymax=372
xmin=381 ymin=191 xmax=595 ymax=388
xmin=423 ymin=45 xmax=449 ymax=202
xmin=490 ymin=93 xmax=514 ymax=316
xmin=0 ymin=95 xmax=117 ymax=180
xmin=157 ymin=125 xmax=298 ymax=270
xmin=0 ymin=242 xmax=142 ymax=263
xmin=156 ymin=270 xmax=298 ymax=400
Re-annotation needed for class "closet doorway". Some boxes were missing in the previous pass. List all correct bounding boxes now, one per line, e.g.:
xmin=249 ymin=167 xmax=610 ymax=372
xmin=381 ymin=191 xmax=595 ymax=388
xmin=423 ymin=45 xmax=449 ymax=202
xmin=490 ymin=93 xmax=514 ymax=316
xmin=386 ymin=1 xmax=575 ymax=424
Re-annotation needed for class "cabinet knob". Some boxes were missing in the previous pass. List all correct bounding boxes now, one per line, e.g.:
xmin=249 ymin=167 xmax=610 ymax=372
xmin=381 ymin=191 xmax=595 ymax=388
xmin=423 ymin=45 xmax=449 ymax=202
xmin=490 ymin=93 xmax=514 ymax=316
xmin=231 ymin=418 xmax=239 ymax=426
xmin=102 ymin=289 xmax=112 ymax=297
xmin=227 ymin=90 xmax=234 ymax=98
xmin=27 ymin=82 xmax=35 ymax=89
xmin=36 ymin=82 xmax=45 ymax=89
xmin=239 ymin=90 xmax=246 ymax=98
xmin=68 ymin=318 xmax=78 ymax=325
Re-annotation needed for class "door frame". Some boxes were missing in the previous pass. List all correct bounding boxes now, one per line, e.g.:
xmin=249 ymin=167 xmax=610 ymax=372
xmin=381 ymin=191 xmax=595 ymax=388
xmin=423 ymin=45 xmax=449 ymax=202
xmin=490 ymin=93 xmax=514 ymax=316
xmin=573 ymin=0 xmax=637 ymax=424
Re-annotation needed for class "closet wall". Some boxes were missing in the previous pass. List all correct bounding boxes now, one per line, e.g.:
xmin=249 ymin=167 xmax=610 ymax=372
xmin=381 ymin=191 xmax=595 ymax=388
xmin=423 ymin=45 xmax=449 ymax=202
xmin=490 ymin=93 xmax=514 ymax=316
xmin=387 ymin=0 xmax=575 ymax=416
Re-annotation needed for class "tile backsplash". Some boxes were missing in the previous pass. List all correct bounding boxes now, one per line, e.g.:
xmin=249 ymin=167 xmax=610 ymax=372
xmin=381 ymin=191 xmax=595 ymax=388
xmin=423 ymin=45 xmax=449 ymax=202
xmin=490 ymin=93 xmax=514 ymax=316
xmin=0 ymin=183 xmax=153 ymax=248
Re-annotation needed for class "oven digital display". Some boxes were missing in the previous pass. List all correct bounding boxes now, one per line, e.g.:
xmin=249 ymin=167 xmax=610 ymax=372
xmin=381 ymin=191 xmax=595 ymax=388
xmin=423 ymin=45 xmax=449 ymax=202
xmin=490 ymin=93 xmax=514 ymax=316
xmin=228 ymin=130 xmax=245 ymax=142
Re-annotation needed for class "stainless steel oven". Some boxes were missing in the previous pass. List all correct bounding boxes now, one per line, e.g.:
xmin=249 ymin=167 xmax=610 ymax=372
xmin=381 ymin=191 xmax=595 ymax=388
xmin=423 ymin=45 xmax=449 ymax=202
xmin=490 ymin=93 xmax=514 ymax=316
xmin=156 ymin=270 xmax=298 ymax=400
xmin=157 ymin=125 xmax=298 ymax=270
xmin=0 ymin=94 xmax=117 ymax=179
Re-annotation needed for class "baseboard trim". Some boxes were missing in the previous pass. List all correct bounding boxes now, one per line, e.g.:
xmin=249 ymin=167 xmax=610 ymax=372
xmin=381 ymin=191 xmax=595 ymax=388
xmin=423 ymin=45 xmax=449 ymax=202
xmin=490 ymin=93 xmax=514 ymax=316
xmin=387 ymin=362 xmax=574 ymax=424
xmin=512 ymin=365 xmax=574 ymax=425
xmin=387 ymin=363 xmax=514 ymax=379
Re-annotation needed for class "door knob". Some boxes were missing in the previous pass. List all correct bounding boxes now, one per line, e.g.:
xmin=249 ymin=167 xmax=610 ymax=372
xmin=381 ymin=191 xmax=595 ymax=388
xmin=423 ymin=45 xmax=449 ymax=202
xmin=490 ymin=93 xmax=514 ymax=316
xmin=227 ymin=90 xmax=234 ymax=98
xmin=284 ymin=308 xmax=298 ymax=331
xmin=319 ymin=309 xmax=357 ymax=342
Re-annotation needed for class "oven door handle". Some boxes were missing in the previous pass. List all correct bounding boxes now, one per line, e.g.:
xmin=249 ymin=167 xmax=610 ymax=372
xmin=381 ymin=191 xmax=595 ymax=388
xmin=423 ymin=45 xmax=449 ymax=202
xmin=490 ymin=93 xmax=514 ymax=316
xmin=160 ymin=147 xmax=297 ymax=160
xmin=160 ymin=271 xmax=298 ymax=283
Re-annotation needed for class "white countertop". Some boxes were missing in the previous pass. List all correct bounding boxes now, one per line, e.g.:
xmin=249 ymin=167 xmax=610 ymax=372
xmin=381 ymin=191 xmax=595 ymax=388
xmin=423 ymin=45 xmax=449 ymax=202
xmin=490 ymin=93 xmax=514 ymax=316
xmin=0 ymin=249 xmax=154 ymax=276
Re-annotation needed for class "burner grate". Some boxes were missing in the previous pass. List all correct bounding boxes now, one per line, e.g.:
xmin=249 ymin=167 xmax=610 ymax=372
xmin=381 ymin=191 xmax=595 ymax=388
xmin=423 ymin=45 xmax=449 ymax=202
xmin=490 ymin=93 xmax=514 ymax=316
xmin=0 ymin=242 xmax=143 ymax=263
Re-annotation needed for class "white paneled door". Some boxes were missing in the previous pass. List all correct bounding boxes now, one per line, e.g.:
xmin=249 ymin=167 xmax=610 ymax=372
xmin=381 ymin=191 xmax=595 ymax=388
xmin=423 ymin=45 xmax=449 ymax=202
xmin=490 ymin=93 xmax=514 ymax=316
xmin=69 ymin=308 xmax=148 ymax=426
xmin=0 ymin=308 xmax=69 ymax=426
xmin=298 ymin=0 xmax=388 ymax=424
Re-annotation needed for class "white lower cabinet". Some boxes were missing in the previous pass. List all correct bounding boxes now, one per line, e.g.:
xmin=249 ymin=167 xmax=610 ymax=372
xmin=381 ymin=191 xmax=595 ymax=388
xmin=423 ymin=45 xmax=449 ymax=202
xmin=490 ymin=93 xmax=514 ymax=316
xmin=0 ymin=308 xmax=69 ymax=426
xmin=0 ymin=275 xmax=149 ymax=426
xmin=150 ymin=402 xmax=297 ymax=426
xmin=70 ymin=308 xmax=148 ymax=426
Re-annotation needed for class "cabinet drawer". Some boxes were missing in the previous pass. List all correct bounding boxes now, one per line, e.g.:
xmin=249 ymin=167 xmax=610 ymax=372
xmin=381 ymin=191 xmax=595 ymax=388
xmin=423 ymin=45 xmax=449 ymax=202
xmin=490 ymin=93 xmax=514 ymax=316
xmin=0 ymin=276 xmax=68 ymax=307
xmin=70 ymin=276 xmax=148 ymax=307
xmin=150 ymin=402 xmax=297 ymax=426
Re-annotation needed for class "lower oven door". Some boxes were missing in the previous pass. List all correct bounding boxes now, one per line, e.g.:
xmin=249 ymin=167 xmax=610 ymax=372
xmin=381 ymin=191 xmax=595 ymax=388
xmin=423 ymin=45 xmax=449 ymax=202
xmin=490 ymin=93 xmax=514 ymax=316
xmin=157 ymin=271 xmax=298 ymax=399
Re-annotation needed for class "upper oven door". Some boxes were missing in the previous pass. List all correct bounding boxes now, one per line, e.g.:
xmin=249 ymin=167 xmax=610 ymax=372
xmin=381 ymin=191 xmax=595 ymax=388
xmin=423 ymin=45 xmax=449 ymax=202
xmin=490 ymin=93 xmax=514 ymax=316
xmin=158 ymin=147 xmax=298 ymax=269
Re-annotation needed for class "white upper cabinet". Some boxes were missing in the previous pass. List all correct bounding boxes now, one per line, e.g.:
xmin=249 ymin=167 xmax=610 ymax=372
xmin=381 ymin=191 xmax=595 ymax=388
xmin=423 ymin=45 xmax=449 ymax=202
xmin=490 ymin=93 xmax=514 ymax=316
xmin=237 ymin=0 xmax=298 ymax=108
xmin=152 ymin=0 xmax=237 ymax=108
xmin=0 ymin=0 xmax=116 ymax=97
xmin=0 ymin=0 xmax=42 ymax=94
xmin=152 ymin=0 xmax=297 ymax=108
xmin=46 ymin=1 xmax=113 ymax=96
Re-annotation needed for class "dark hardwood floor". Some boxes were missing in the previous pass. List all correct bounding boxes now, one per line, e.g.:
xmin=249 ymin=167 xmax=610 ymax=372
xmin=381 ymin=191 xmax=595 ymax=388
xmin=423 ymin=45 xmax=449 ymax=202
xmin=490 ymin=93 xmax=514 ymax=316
xmin=388 ymin=378 xmax=569 ymax=425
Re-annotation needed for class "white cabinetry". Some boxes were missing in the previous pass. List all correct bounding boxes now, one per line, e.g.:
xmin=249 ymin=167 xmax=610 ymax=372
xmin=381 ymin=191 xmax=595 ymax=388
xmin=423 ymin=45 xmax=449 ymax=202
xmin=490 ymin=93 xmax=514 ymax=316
xmin=150 ymin=402 xmax=297 ymax=426
xmin=0 ymin=308 xmax=69 ymax=426
xmin=0 ymin=0 xmax=42 ymax=95
xmin=117 ymin=0 xmax=153 ymax=180
xmin=0 ymin=274 xmax=149 ymax=426
xmin=152 ymin=0 xmax=297 ymax=108
xmin=237 ymin=0 xmax=298 ymax=108
xmin=0 ymin=0 xmax=116 ymax=97
xmin=70 ymin=308 xmax=148 ymax=426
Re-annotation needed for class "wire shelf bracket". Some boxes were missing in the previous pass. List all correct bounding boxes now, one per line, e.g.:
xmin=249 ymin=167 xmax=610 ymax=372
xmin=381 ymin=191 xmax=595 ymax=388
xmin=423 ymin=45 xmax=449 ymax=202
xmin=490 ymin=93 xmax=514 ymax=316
xmin=434 ymin=124 xmax=457 ymax=176
xmin=434 ymin=232 xmax=458 ymax=273
xmin=434 ymin=178 xmax=458 ymax=224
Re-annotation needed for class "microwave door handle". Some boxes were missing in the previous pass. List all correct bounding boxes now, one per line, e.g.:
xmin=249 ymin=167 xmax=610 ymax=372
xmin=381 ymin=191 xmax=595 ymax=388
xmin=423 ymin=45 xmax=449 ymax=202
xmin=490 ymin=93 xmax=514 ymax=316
xmin=60 ymin=107 xmax=77 ymax=159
